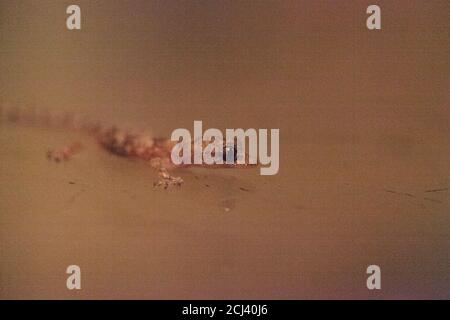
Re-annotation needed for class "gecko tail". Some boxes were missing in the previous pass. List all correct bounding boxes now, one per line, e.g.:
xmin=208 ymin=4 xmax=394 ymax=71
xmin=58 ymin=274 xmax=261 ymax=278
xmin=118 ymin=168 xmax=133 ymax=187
xmin=1 ymin=104 xmax=59 ymax=126
xmin=0 ymin=104 xmax=102 ymax=135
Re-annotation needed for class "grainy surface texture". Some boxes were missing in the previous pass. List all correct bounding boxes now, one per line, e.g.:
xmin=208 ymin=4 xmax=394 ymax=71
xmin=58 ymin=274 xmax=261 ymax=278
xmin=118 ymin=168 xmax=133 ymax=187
xmin=0 ymin=0 xmax=448 ymax=299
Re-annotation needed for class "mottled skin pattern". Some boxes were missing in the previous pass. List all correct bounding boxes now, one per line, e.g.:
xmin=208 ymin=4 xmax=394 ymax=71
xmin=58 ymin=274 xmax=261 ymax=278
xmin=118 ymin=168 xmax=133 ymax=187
xmin=2 ymin=106 xmax=252 ymax=188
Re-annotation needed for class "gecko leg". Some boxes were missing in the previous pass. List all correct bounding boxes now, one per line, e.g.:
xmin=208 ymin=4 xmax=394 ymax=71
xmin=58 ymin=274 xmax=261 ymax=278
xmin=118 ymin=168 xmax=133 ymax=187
xmin=150 ymin=158 xmax=183 ymax=189
xmin=47 ymin=142 xmax=83 ymax=162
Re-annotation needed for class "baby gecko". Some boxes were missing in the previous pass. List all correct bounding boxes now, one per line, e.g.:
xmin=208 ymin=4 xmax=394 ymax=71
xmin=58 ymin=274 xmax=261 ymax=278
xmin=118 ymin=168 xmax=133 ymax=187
xmin=2 ymin=106 xmax=252 ymax=188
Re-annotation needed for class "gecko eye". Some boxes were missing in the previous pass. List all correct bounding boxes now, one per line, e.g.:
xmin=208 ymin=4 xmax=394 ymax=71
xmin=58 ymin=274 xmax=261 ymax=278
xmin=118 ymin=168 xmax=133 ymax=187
xmin=223 ymin=144 xmax=237 ymax=162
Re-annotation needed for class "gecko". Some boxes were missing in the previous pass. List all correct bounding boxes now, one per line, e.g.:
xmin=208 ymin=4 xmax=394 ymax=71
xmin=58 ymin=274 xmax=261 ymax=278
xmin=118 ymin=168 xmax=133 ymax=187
xmin=1 ymin=106 xmax=253 ymax=188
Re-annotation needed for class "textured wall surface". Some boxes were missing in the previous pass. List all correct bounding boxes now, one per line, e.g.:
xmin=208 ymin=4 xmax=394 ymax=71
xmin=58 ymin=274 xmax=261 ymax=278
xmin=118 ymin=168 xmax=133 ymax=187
xmin=0 ymin=0 xmax=448 ymax=299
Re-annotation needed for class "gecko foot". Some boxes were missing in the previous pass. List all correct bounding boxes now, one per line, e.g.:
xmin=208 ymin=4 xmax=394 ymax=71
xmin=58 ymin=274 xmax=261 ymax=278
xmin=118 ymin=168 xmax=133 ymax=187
xmin=150 ymin=158 xmax=183 ymax=189
xmin=47 ymin=142 xmax=82 ymax=162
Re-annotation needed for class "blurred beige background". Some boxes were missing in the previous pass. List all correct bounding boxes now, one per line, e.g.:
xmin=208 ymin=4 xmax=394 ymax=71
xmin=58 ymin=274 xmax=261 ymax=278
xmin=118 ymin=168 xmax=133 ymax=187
xmin=0 ymin=0 xmax=449 ymax=299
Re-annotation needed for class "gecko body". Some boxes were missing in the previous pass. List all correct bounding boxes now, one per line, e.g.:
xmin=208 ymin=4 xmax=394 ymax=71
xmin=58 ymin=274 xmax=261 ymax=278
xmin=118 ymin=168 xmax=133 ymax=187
xmin=1 ymin=106 xmax=253 ymax=188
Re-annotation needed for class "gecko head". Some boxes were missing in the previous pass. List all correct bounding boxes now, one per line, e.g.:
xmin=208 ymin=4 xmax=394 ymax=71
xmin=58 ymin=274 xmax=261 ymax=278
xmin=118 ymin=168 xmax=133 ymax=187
xmin=171 ymin=139 xmax=258 ymax=168
xmin=218 ymin=142 xmax=257 ymax=168
xmin=222 ymin=144 xmax=238 ymax=163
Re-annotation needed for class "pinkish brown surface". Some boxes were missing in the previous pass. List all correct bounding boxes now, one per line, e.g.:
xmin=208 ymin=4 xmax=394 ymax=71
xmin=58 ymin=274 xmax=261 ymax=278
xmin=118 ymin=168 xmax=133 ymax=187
xmin=0 ymin=0 xmax=448 ymax=299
